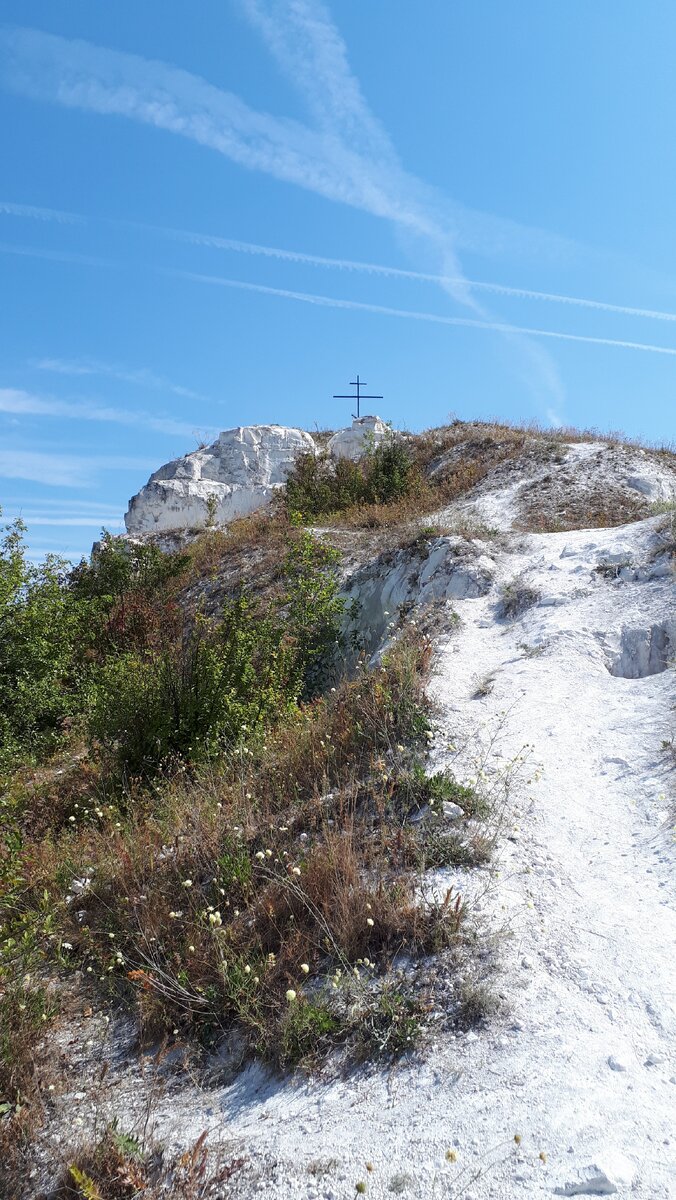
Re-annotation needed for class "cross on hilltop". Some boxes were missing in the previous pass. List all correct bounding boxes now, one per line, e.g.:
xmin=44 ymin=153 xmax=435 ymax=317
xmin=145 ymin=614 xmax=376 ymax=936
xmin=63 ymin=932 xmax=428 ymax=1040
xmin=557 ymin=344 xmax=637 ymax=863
xmin=333 ymin=374 xmax=383 ymax=420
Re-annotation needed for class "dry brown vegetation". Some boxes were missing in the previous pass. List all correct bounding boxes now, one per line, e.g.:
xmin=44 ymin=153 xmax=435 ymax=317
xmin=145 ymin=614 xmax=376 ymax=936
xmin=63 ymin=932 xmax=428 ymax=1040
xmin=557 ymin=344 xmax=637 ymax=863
xmin=9 ymin=638 xmax=479 ymax=1070
xmin=47 ymin=1126 xmax=246 ymax=1200
xmin=1 ymin=626 xmax=495 ymax=1197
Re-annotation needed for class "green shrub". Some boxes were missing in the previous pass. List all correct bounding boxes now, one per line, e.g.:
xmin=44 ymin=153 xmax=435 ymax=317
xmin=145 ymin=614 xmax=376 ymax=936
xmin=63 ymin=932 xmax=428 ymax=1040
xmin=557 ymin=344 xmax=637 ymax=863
xmin=70 ymin=531 xmax=187 ymax=607
xmin=391 ymin=763 xmax=485 ymax=821
xmin=0 ymin=520 xmax=192 ymax=772
xmin=284 ymin=433 xmax=416 ymax=520
xmin=276 ymin=1000 xmax=341 ymax=1067
xmin=364 ymin=438 xmax=413 ymax=505
xmin=70 ymin=531 xmax=188 ymax=656
xmin=282 ymin=523 xmax=345 ymax=698
xmin=356 ymin=984 xmax=422 ymax=1059
xmin=89 ymin=596 xmax=299 ymax=774
xmin=0 ymin=516 xmax=84 ymax=768
xmin=89 ymin=527 xmax=346 ymax=774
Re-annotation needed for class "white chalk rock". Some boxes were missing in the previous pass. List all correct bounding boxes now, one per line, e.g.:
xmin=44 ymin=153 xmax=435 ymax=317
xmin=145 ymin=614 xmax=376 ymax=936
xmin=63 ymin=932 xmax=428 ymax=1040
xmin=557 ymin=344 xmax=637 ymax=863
xmin=125 ymin=424 xmax=316 ymax=535
xmin=327 ymin=415 xmax=391 ymax=461
xmin=442 ymin=801 xmax=464 ymax=820
xmin=554 ymin=1151 xmax=636 ymax=1195
xmin=607 ymin=1054 xmax=629 ymax=1072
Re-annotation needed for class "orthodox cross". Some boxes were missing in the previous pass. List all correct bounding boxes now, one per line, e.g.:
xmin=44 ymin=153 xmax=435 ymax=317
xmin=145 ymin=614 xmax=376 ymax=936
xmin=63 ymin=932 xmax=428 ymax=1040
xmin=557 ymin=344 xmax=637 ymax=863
xmin=333 ymin=374 xmax=383 ymax=420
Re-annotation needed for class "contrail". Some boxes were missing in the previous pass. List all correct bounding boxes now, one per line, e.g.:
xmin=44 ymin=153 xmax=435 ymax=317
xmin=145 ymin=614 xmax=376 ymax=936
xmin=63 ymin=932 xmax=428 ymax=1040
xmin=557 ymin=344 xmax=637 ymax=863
xmin=3 ymin=230 xmax=676 ymax=358
xmin=4 ymin=201 xmax=676 ymax=326
xmin=0 ymin=200 xmax=82 ymax=223
xmin=169 ymin=269 xmax=676 ymax=357
xmin=160 ymin=226 xmax=676 ymax=324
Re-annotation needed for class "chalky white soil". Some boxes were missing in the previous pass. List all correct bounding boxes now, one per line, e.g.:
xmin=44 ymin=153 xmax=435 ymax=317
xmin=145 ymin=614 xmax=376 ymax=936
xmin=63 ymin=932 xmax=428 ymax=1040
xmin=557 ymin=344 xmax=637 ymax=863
xmin=37 ymin=447 xmax=676 ymax=1199
xmin=184 ymin=517 xmax=674 ymax=1199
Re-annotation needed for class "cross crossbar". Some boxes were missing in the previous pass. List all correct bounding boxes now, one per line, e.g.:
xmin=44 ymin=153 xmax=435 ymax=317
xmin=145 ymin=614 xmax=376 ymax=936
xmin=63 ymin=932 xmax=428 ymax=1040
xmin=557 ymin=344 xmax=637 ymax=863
xmin=332 ymin=373 xmax=383 ymax=419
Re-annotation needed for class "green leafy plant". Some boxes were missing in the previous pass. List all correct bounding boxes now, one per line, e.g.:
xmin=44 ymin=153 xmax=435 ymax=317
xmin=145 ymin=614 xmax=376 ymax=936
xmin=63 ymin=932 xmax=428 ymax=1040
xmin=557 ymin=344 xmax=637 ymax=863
xmin=88 ymin=526 xmax=346 ymax=774
xmin=284 ymin=433 xmax=417 ymax=520
xmin=0 ymin=515 xmax=83 ymax=768
xmin=89 ymin=595 xmax=298 ymax=774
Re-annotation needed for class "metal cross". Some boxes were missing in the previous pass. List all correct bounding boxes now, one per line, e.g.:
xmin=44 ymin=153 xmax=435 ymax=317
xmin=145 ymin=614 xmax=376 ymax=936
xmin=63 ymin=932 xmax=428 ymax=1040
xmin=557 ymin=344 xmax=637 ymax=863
xmin=333 ymin=374 xmax=383 ymax=420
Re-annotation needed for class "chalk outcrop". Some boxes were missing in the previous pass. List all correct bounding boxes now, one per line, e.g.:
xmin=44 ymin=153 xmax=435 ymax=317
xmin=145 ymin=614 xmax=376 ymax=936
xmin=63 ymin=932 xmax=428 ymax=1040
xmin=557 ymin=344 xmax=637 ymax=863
xmin=125 ymin=416 xmax=395 ymax=536
xmin=124 ymin=424 xmax=316 ymax=535
xmin=327 ymin=414 xmax=391 ymax=461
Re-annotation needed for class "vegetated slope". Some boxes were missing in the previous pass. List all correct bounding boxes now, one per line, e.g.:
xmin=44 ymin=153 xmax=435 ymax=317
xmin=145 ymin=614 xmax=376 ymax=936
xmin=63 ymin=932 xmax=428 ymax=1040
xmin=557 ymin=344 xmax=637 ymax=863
xmin=78 ymin=509 xmax=676 ymax=1197
xmin=2 ymin=421 xmax=675 ymax=1199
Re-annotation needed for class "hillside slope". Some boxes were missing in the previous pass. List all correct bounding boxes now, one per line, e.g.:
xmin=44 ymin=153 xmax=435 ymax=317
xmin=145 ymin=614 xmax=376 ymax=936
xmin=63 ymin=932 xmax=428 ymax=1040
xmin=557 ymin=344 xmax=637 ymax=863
xmin=126 ymin=529 xmax=675 ymax=1198
xmin=4 ymin=424 xmax=674 ymax=1199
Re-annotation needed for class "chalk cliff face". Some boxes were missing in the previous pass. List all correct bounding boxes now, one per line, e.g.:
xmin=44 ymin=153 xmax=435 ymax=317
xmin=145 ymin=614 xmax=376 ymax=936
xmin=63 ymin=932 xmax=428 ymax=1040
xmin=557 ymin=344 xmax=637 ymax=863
xmin=124 ymin=424 xmax=316 ymax=535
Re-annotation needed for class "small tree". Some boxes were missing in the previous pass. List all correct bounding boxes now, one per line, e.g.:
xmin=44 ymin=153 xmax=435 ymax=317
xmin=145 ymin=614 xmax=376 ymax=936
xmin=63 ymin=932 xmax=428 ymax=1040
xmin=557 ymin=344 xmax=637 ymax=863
xmin=0 ymin=515 xmax=83 ymax=766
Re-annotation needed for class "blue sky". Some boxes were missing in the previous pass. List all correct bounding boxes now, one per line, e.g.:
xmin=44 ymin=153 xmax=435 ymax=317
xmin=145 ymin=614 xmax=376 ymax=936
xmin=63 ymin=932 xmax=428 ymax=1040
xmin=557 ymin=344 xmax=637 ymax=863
xmin=1 ymin=1 xmax=675 ymax=560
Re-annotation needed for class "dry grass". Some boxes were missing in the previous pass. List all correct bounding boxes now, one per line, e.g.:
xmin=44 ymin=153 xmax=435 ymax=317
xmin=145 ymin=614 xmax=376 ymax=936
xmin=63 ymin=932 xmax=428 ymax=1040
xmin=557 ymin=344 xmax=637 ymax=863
xmin=517 ymin=490 xmax=648 ymax=533
xmin=418 ymin=416 xmax=675 ymax=456
xmin=48 ymin=1127 xmax=246 ymax=1200
xmin=151 ymin=419 xmax=675 ymax=565
xmin=498 ymin=575 xmax=541 ymax=620
xmin=0 ymin=630 xmax=492 ymax=1197
xmin=4 ymin=634 xmax=482 ymax=1087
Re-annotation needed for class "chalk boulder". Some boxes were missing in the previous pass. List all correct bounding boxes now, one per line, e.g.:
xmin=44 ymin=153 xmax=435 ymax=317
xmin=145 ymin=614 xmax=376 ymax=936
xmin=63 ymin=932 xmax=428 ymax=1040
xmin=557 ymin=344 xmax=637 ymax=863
xmin=124 ymin=424 xmax=316 ymax=535
xmin=327 ymin=415 xmax=391 ymax=461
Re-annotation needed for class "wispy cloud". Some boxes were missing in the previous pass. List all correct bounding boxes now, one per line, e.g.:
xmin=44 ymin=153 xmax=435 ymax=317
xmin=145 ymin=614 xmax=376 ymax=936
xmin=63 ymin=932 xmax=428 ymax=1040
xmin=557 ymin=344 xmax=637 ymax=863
xmin=0 ymin=199 xmax=82 ymax=223
xmin=0 ymin=239 xmax=120 ymax=270
xmin=0 ymin=386 xmax=213 ymax=437
xmin=32 ymin=359 xmax=209 ymax=404
xmin=171 ymin=268 xmax=676 ymax=357
xmin=0 ymin=11 xmax=631 ymax=416
xmin=0 ymin=450 xmax=155 ymax=487
xmin=2 ymin=495 xmax=124 ymax=514
xmin=0 ymin=20 xmax=525 ymax=313
xmin=0 ymin=26 xmax=408 ymax=232
xmin=4 ymin=514 xmax=124 ymax=527
xmin=0 ymin=15 xmax=575 ymax=414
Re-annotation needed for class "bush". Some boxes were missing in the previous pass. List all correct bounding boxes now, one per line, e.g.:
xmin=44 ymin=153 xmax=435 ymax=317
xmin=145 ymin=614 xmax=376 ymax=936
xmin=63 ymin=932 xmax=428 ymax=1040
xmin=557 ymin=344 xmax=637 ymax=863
xmin=498 ymin=575 xmax=540 ymax=620
xmin=0 ymin=517 xmax=84 ymax=768
xmin=89 ymin=527 xmax=346 ymax=775
xmin=70 ymin=532 xmax=188 ymax=656
xmin=282 ymin=523 xmax=345 ymax=698
xmin=285 ymin=434 xmax=417 ymax=520
xmin=89 ymin=597 xmax=299 ymax=774
xmin=70 ymin=531 xmax=187 ymax=608
xmin=0 ymin=521 xmax=192 ymax=772
xmin=31 ymin=634 xmax=467 ymax=1067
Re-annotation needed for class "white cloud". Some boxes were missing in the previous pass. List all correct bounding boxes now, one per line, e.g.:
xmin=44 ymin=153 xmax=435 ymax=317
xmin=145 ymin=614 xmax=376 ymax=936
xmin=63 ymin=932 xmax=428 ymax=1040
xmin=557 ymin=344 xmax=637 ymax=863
xmin=5 ymin=514 xmax=124 ymax=527
xmin=0 ymin=239 xmax=117 ymax=269
xmin=4 ymin=205 xmax=676 ymax=327
xmin=1 ymin=495 xmax=123 ymax=513
xmin=34 ymin=357 xmax=208 ymax=403
xmin=0 ymin=386 xmax=214 ymax=437
xmin=155 ymin=225 xmax=676 ymax=324
xmin=0 ymin=14 xmax=593 ymax=412
xmin=0 ymin=450 xmax=156 ymax=487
